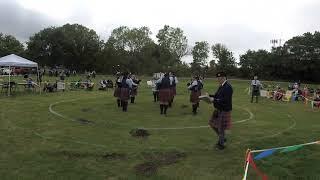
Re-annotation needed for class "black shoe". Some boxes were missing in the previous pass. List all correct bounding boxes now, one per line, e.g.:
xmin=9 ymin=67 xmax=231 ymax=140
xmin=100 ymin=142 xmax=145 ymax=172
xmin=216 ymin=139 xmax=226 ymax=145
xmin=215 ymin=144 xmax=225 ymax=150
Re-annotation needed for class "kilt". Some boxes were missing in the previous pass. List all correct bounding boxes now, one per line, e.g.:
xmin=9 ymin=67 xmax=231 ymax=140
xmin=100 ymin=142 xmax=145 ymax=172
xmin=159 ymin=88 xmax=171 ymax=104
xmin=171 ymin=87 xmax=177 ymax=96
xmin=190 ymin=91 xmax=201 ymax=104
xmin=209 ymin=110 xmax=232 ymax=130
xmin=113 ymin=87 xmax=120 ymax=98
xmin=130 ymin=87 xmax=138 ymax=97
xmin=252 ymin=90 xmax=260 ymax=96
xmin=119 ymin=88 xmax=130 ymax=101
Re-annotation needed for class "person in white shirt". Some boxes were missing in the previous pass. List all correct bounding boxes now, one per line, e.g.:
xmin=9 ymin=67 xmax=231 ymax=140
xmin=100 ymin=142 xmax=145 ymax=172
xmin=129 ymin=74 xmax=139 ymax=104
xmin=118 ymin=72 xmax=137 ymax=112
xmin=251 ymin=75 xmax=262 ymax=103
xmin=151 ymin=78 xmax=159 ymax=102
xmin=169 ymin=72 xmax=178 ymax=107
xmin=188 ymin=76 xmax=203 ymax=115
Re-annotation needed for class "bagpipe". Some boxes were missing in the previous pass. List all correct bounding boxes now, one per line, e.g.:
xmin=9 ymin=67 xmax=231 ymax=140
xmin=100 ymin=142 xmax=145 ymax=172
xmin=132 ymin=78 xmax=141 ymax=91
xmin=187 ymin=79 xmax=204 ymax=92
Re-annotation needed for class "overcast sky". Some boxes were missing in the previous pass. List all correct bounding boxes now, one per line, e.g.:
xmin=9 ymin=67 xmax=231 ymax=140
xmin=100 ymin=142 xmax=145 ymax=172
xmin=1 ymin=0 xmax=320 ymax=62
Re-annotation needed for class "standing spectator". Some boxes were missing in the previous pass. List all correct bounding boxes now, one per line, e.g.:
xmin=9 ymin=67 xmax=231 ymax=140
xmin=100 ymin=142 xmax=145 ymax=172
xmin=251 ymin=75 xmax=262 ymax=103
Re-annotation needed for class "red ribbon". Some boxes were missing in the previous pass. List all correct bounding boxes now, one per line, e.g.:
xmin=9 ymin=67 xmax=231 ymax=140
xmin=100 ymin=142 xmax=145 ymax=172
xmin=247 ymin=153 xmax=268 ymax=180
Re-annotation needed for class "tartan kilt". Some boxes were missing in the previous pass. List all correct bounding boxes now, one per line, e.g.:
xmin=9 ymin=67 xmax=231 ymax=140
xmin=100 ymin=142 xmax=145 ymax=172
xmin=159 ymin=88 xmax=171 ymax=104
xmin=252 ymin=90 xmax=260 ymax=96
xmin=171 ymin=87 xmax=177 ymax=96
xmin=113 ymin=87 xmax=120 ymax=98
xmin=119 ymin=88 xmax=130 ymax=101
xmin=130 ymin=87 xmax=138 ymax=97
xmin=190 ymin=91 xmax=201 ymax=104
xmin=209 ymin=110 xmax=232 ymax=130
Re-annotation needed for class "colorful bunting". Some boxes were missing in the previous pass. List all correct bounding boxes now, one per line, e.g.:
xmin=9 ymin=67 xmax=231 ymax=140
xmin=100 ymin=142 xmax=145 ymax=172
xmin=248 ymin=153 xmax=269 ymax=180
xmin=244 ymin=141 xmax=320 ymax=180
xmin=254 ymin=149 xmax=276 ymax=160
xmin=280 ymin=145 xmax=303 ymax=153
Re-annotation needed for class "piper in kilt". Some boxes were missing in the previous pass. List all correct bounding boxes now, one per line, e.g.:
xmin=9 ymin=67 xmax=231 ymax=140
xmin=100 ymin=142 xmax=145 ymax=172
xmin=156 ymin=73 xmax=171 ymax=115
xmin=119 ymin=72 xmax=136 ymax=112
xmin=114 ymin=73 xmax=122 ymax=107
xmin=129 ymin=74 xmax=140 ymax=104
xmin=169 ymin=72 xmax=178 ymax=107
xmin=208 ymin=72 xmax=233 ymax=150
xmin=188 ymin=76 xmax=203 ymax=115
xmin=251 ymin=75 xmax=262 ymax=103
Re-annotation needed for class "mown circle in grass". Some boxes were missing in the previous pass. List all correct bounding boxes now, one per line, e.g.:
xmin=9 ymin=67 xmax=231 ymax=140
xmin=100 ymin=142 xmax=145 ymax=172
xmin=49 ymin=98 xmax=253 ymax=130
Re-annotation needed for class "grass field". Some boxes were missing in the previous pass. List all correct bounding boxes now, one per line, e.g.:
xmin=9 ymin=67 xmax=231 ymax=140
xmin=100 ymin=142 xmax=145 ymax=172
xmin=1 ymin=75 xmax=320 ymax=180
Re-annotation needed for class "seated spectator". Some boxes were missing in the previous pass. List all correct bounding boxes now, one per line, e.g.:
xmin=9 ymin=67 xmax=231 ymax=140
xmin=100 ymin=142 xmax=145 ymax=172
xmin=301 ymin=85 xmax=309 ymax=101
xmin=274 ymin=87 xmax=285 ymax=101
xmin=314 ymin=92 xmax=320 ymax=108
xmin=106 ymin=80 xmax=113 ymax=88
xmin=99 ymin=80 xmax=107 ymax=90
xmin=43 ymin=81 xmax=57 ymax=92
xmin=60 ymin=72 xmax=66 ymax=81
xmin=27 ymin=78 xmax=34 ymax=88
xmin=292 ymin=83 xmax=301 ymax=101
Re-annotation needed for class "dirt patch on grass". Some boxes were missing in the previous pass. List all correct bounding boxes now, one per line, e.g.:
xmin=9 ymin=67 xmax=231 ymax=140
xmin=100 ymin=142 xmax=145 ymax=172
xmin=76 ymin=118 xmax=94 ymax=124
xmin=142 ymin=150 xmax=187 ymax=165
xmin=48 ymin=150 xmax=96 ymax=159
xmin=46 ymin=151 xmax=127 ymax=161
xmin=130 ymin=129 xmax=150 ymax=138
xmin=102 ymin=152 xmax=126 ymax=160
xmin=181 ymin=104 xmax=189 ymax=109
xmin=81 ymin=108 xmax=93 ymax=112
xmin=134 ymin=150 xmax=186 ymax=176
xmin=134 ymin=162 xmax=158 ymax=176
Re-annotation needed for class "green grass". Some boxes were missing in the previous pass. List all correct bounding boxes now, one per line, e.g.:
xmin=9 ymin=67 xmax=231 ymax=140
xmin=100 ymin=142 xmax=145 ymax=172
xmin=0 ymin=75 xmax=320 ymax=180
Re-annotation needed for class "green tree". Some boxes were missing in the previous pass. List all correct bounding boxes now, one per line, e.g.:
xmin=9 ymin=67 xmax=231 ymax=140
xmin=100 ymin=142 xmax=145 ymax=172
xmin=0 ymin=33 xmax=24 ymax=57
xmin=239 ymin=49 xmax=271 ymax=78
xmin=27 ymin=24 xmax=102 ymax=71
xmin=156 ymin=25 xmax=188 ymax=65
xmin=211 ymin=43 xmax=237 ymax=75
xmin=191 ymin=41 xmax=209 ymax=75
xmin=104 ymin=26 xmax=155 ymax=73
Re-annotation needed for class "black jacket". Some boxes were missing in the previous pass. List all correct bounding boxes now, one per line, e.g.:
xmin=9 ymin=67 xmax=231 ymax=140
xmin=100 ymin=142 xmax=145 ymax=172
xmin=158 ymin=77 xmax=171 ymax=89
xmin=210 ymin=81 xmax=233 ymax=112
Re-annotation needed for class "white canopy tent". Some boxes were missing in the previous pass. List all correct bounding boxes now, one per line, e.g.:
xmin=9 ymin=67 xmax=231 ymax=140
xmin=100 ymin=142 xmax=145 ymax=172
xmin=0 ymin=54 xmax=39 ymax=96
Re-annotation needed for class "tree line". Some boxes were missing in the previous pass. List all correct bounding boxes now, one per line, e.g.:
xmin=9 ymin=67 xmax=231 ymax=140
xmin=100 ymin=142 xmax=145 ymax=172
xmin=0 ymin=24 xmax=320 ymax=82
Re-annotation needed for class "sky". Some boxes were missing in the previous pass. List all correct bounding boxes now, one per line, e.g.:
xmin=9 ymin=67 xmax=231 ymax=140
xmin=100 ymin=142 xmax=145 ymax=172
xmin=1 ymin=0 xmax=320 ymax=62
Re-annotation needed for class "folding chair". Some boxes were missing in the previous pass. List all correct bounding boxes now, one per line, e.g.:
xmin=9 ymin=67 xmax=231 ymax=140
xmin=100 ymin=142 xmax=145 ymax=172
xmin=282 ymin=90 xmax=293 ymax=102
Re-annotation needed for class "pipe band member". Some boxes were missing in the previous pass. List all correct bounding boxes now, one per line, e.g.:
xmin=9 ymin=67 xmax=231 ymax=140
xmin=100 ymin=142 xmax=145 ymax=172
xmin=114 ymin=72 xmax=122 ymax=107
xmin=156 ymin=73 xmax=171 ymax=115
xmin=118 ymin=72 xmax=136 ymax=112
xmin=129 ymin=75 xmax=140 ymax=104
xmin=169 ymin=72 xmax=178 ymax=107
xmin=188 ymin=75 xmax=203 ymax=115
xmin=251 ymin=75 xmax=262 ymax=103
xmin=208 ymin=72 xmax=233 ymax=150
